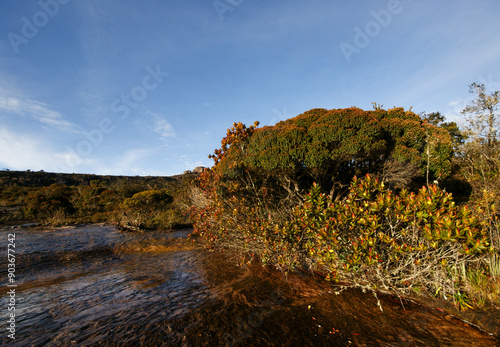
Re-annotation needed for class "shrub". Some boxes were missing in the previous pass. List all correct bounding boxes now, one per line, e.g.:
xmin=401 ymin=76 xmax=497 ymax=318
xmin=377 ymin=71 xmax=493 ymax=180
xmin=193 ymin=172 xmax=493 ymax=306
xmin=118 ymin=189 xmax=174 ymax=230
xmin=23 ymin=184 xmax=75 ymax=219
xmin=280 ymin=174 xmax=492 ymax=305
xmin=243 ymin=107 xmax=452 ymax=196
xmin=189 ymin=106 xmax=500 ymax=308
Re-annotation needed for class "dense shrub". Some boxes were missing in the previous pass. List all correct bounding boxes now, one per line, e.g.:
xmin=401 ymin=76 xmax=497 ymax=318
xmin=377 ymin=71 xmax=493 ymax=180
xmin=24 ymin=184 xmax=75 ymax=219
xmin=286 ymin=176 xmax=489 ymax=291
xmin=191 ymin=107 xmax=455 ymax=252
xmin=241 ymin=107 xmax=452 ymax=196
xmin=118 ymin=189 xmax=175 ymax=230
xmin=73 ymin=180 xmax=120 ymax=216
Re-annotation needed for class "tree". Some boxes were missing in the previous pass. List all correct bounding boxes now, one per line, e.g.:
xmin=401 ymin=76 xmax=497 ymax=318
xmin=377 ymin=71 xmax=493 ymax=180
xmin=421 ymin=111 xmax=468 ymax=186
xmin=458 ymin=83 xmax=500 ymax=247
xmin=422 ymin=111 xmax=467 ymax=151
xmin=422 ymin=111 xmax=445 ymax=126
xmin=244 ymin=107 xmax=452 ymax=195
xmin=461 ymin=83 xmax=500 ymax=149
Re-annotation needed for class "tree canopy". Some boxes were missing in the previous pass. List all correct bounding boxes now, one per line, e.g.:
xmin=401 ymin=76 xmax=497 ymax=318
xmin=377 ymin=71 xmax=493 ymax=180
xmin=212 ymin=107 xmax=453 ymax=198
xmin=462 ymin=83 xmax=500 ymax=148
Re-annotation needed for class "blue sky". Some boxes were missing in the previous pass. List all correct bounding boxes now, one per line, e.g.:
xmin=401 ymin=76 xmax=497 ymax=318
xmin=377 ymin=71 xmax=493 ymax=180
xmin=1 ymin=0 xmax=499 ymax=176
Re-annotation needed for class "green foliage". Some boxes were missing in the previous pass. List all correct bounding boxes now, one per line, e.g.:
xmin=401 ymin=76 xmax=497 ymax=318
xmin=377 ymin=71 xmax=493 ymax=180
xmin=422 ymin=111 xmax=467 ymax=152
xmin=24 ymin=184 xmax=75 ymax=219
xmin=0 ymin=171 xmax=193 ymax=230
xmin=118 ymin=189 xmax=192 ymax=230
xmin=192 ymin=107 xmax=456 ymax=268
xmin=73 ymin=184 xmax=119 ymax=216
xmin=191 ymin=109 xmax=493 ymax=305
xmin=236 ymin=107 xmax=452 ymax=198
xmin=286 ymin=175 xmax=489 ymax=282
xmin=190 ymin=103 xmax=499 ymax=309
xmin=191 ymin=107 xmax=455 ymax=261
xmin=192 ymin=107 xmax=455 ymax=250
xmin=122 ymin=190 xmax=173 ymax=209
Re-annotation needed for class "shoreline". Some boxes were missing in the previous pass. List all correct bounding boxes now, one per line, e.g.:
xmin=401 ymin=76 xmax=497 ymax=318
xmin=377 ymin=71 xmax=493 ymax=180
xmin=2 ymin=221 xmax=498 ymax=339
xmin=205 ymin=247 xmax=500 ymax=339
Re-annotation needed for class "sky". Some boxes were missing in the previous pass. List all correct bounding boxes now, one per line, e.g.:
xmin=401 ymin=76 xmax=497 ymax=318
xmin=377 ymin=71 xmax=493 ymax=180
xmin=1 ymin=0 xmax=499 ymax=176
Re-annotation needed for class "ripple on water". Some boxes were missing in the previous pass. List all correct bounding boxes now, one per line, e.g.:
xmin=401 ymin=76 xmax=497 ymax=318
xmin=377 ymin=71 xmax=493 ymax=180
xmin=0 ymin=225 xmax=211 ymax=346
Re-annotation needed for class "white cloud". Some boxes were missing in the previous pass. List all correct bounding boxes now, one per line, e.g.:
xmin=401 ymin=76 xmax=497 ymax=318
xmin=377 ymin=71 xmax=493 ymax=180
xmin=0 ymin=127 xmax=69 ymax=172
xmin=178 ymin=155 xmax=203 ymax=171
xmin=148 ymin=112 xmax=175 ymax=141
xmin=87 ymin=148 xmax=159 ymax=176
xmin=0 ymin=92 xmax=83 ymax=134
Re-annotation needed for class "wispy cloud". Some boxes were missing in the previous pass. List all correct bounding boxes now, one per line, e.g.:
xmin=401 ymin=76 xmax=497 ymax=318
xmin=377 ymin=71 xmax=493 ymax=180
xmin=0 ymin=91 xmax=83 ymax=134
xmin=149 ymin=111 xmax=175 ymax=142
xmin=120 ymin=148 xmax=152 ymax=169
xmin=178 ymin=154 xmax=203 ymax=171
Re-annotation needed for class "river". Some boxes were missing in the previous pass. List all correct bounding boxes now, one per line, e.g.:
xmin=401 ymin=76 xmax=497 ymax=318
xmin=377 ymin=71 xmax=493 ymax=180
xmin=0 ymin=225 xmax=498 ymax=346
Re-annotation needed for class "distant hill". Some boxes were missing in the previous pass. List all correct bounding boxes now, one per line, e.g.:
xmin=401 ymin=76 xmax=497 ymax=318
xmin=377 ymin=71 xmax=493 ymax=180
xmin=0 ymin=170 xmax=186 ymax=187
xmin=0 ymin=170 xmax=200 ymax=230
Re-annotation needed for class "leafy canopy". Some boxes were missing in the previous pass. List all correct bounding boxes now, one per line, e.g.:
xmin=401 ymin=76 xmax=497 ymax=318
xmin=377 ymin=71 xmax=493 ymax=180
xmin=211 ymin=107 xmax=453 ymax=195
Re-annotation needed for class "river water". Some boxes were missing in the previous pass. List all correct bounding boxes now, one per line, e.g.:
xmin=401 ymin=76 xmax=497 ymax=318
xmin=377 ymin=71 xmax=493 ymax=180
xmin=0 ymin=225 xmax=498 ymax=346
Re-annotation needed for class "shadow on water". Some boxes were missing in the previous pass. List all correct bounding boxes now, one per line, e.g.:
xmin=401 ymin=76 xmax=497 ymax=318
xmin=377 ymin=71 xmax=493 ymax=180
xmin=0 ymin=225 xmax=498 ymax=346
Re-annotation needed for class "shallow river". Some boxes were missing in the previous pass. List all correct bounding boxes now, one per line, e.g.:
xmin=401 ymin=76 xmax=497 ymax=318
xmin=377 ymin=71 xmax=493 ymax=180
xmin=0 ymin=225 xmax=498 ymax=346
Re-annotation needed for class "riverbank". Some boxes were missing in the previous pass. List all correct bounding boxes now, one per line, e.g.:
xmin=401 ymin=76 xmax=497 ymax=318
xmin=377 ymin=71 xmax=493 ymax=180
xmin=191 ymin=243 xmax=500 ymax=341
xmin=164 ymin=249 xmax=500 ymax=346
xmin=1 ymin=224 xmax=498 ymax=345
